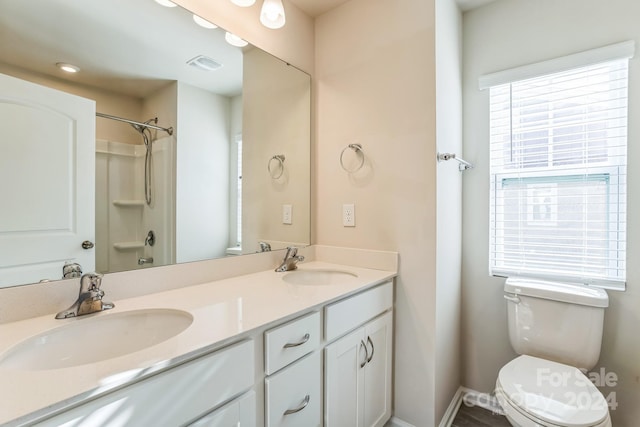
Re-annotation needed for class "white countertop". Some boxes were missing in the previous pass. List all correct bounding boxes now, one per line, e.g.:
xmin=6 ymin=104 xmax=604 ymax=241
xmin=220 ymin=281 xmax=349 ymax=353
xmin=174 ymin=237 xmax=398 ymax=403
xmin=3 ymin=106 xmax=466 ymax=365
xmin=0 ymin=261 xmax=396 ymax=426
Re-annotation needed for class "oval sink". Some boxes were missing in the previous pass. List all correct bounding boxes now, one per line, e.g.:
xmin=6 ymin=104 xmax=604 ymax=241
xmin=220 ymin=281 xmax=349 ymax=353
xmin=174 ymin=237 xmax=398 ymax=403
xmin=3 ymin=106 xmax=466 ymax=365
xmin=0 ymin=308 xmax=193 ymax=371
xmin=282 ymin=269 xmax=358 ymax=286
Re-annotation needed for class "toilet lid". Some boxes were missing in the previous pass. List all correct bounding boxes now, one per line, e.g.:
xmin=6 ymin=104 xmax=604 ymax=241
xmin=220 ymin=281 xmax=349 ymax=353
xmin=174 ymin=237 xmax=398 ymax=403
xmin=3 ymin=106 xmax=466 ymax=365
xmin=497 ymin=355 xmax=609 ymax=427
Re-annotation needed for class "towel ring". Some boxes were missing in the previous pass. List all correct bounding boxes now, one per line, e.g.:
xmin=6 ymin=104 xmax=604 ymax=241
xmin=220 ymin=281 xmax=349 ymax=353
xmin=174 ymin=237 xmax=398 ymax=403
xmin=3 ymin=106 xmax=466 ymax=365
xmin=268 ymin=154 xmax=285 ymax=179
xmin=340 ymin=143 xmax=365 ymax=173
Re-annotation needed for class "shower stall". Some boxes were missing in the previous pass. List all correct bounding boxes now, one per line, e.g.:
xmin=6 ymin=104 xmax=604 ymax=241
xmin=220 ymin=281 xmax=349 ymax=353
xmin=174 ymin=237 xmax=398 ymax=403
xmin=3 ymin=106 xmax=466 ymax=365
xmin=95 ymin=113 xmax=174 ymax=274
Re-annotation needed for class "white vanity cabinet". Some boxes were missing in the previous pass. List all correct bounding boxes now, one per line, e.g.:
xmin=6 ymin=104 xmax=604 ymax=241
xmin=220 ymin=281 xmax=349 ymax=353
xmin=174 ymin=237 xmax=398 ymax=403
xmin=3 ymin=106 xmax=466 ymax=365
xmin=324 ymin=282 xmax=394 ymax=427
xmin=264 ymin=312 xmax=322 ymax=427
xmin=265 ymin=351 xmax=322 ymax=427
xmin=33 ymin=340 xmax=255 ymax=427
xmin=11 ymin=276 xmax=396 ymax=427
xmin=187 ymin=391 xmax=256 ymax=427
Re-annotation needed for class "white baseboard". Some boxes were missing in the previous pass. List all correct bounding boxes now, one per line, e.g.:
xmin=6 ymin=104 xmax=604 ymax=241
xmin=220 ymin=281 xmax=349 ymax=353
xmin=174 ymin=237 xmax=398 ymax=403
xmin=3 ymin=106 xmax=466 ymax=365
xmin=387 ymin=387 xmax=505 ymax=427
xmin=460 ymin=387 xmax=505 ymax=415
xmin=386 ymin=416 xmax=416 ymax=427
xmin=438 ymin=386 xmax=465 ymax=427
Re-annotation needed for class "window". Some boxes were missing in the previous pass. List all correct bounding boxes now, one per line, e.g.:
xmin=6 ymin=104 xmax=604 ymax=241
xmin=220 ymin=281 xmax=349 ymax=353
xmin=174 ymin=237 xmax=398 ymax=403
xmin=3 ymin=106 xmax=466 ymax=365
xmin=229 ymin=135 xmax=243 ymax=248
xmin=235 ymin=137 xmax=243 ymax=246
xmin=486 ymin=52 xmax=630 ymax=289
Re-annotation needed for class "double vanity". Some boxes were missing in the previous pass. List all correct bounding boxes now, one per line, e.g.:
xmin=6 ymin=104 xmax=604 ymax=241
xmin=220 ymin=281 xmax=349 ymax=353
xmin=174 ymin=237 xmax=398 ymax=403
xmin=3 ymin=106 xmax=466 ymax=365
xmin=0 ymin=247 xmax=397 ymax=427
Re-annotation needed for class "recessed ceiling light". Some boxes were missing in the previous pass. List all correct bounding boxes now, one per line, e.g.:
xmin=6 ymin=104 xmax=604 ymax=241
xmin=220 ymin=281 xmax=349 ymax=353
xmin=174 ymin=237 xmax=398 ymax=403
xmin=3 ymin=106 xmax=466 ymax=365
xmin=225 ymin=32 xmax=248 ymax=48
xmin=56 ymin=62 xmax=80 ymax=73
xmin=154 ymin=0 xmax=177 ymax=7
xmin=193 ymin=14 xmax=217 ymax=29
xmin=230 ymin=0 xmax=256 ymax=6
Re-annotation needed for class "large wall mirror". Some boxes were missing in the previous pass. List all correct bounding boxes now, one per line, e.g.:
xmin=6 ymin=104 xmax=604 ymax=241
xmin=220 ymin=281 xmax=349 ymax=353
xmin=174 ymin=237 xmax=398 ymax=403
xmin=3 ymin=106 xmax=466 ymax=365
xmin=0 ymin=0 xmax=311 ymax=288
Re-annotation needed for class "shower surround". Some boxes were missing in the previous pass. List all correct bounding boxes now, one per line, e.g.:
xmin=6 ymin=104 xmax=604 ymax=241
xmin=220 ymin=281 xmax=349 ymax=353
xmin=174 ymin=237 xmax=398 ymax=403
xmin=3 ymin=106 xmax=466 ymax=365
xmin=95 ymin=137 xmax=174 ymax=274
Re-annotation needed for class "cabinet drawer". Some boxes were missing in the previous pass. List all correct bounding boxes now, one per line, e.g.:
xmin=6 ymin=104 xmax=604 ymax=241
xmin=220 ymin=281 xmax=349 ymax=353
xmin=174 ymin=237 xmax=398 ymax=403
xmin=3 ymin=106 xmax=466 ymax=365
xmin=325 ymin=281 xmax=393 ymax=342
xmin=34 ymin=340 xmax=255 ymax=427
xmin=264 ymin=311 xmax=320 ymax=375
xmin=265 ymin=351 xmax=321 ymax=427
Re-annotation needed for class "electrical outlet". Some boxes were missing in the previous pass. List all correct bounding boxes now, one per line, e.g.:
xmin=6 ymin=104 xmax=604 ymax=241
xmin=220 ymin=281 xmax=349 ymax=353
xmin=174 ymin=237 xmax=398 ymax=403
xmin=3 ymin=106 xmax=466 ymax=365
xmin=343 ymin=203 xmax=355 ymax=227
xmin=282 ymin=204 xmax=292 ymax=224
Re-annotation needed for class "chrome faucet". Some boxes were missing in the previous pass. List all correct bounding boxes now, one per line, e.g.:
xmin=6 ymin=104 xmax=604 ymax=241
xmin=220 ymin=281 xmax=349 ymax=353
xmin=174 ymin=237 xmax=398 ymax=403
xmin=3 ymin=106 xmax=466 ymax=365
xmin=275 ymin=246 xmax=305 ymax=272
xmin=259 ymin=241 xmax=272 ymax=252
xmin=138 ymin=257 xmax=154 ymax=265
xmin=55 ymin=273 xmax=114 ymax=319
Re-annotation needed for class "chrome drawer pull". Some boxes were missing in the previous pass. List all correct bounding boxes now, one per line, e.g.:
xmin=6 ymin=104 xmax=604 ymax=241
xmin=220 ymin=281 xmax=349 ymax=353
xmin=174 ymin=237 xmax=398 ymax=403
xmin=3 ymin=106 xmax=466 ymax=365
xmin=359 ymin=339 xmax=368 ymax=368
xmin=366 ymin=336 xmax=375 ymax=363
xmin=283 ymin=394 xmax=310 ymax=415
xmin=283 ymin=333 xmax=310 ymax=348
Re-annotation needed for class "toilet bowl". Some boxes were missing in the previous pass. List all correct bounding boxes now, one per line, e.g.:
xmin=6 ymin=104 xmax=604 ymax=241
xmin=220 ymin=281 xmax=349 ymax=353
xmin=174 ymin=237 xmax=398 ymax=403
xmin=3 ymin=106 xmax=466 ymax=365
xmin=497 ymin=278 xmax=611 ymax=427
xmin=495 ymin=355 xmax=611 ymax=427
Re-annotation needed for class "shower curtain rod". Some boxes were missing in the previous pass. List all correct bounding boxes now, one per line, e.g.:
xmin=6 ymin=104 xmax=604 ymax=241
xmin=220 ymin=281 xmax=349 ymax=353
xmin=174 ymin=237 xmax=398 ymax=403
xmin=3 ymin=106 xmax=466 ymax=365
xmin=96 ymin=112 xmax=174 ymax=136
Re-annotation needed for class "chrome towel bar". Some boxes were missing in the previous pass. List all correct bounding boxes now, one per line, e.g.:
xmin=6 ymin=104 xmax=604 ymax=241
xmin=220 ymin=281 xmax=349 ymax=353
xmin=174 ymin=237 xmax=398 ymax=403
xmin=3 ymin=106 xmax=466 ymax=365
xmin=436 ymin=152 xmax=474 ymax=171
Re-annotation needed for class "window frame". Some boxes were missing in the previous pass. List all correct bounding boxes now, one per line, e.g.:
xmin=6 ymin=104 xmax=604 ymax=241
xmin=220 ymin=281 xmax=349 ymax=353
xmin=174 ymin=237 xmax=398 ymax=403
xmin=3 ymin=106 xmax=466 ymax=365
xmin=481 ymin=43 xmax=633 ymax=290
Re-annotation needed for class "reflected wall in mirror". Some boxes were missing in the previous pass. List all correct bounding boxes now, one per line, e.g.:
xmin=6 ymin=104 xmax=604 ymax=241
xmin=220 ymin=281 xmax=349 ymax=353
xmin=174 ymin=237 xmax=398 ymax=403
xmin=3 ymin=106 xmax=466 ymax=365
xmin=0 ymin=0 xmax=311 ymax=288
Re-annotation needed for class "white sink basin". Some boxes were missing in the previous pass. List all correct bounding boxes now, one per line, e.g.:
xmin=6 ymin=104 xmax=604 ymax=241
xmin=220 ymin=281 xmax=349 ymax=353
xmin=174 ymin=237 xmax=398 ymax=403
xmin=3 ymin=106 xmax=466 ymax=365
xmin=0 ymin=308 xmax=193 ymax=371
xmin=282 ymin=269 xmax=358 ymax=286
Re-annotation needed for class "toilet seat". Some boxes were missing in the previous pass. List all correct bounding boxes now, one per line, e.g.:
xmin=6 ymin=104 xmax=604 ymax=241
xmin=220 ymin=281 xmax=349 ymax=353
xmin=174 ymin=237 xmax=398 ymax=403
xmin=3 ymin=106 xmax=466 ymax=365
xmin=496 ymin=355 xmax=610 ymax=427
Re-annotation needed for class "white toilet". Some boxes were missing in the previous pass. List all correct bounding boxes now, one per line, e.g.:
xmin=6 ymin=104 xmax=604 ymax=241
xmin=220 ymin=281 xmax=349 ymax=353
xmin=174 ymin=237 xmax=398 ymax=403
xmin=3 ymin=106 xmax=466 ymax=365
xmin=495 ymin=278 xmax=612 ymax=427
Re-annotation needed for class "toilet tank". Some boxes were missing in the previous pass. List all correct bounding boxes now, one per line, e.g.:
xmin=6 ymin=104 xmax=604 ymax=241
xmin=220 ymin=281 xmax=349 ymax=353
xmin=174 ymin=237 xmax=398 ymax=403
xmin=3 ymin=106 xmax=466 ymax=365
xmin=504 ymin=278 xmax=609 ymax=370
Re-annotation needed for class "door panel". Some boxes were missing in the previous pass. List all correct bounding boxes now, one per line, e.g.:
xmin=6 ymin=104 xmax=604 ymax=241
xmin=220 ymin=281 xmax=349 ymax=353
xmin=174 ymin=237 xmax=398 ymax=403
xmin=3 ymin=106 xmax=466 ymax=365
xmin=324 ymin=328 xmax=365 ymax=427
xmin=363 ymin=311 xmax=393 ymax=427
xmin=0 ymin=73 xmax=95 ymax=285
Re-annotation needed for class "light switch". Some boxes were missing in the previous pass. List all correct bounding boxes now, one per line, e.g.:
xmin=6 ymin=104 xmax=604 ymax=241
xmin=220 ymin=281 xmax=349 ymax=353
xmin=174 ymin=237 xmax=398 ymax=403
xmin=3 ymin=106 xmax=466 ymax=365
xmin=282 ymin=204 xmax=292 ymax=224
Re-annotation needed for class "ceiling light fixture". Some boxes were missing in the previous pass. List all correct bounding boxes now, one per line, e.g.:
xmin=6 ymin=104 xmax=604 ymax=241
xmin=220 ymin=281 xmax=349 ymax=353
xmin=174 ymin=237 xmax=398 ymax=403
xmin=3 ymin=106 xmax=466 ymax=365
xmin=230 ymin=0 xmax=256 ymax=6
xmin=225 ymin=32 xmax=249 ymax=47
xmin=154 ymin=0 xmax=177 ymax=7
xmin=56 ymin=62 xmax=80 ymax=73
xmin=260 ymin=0 xmax=286 ymax=29
xmin=193 ymin=14 xmax=218 ymax=29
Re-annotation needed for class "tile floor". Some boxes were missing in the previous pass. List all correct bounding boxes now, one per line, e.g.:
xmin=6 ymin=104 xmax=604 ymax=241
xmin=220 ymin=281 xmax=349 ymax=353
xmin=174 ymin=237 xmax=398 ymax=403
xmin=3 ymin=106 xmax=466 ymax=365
xmin=451 ymin=403 xmax=511 ymax=427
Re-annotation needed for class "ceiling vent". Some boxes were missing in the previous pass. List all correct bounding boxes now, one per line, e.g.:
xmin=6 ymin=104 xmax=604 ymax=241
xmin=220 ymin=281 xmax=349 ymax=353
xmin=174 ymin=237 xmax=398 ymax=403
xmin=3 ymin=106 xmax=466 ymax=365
xmin=187 ymin=55 xmax=223 ymax=72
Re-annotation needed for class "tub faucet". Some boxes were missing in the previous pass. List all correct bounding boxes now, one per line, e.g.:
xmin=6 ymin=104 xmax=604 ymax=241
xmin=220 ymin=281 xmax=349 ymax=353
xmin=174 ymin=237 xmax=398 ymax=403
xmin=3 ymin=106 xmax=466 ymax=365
xmin=55 ymin=273 xmax=114 ymax=319
xmin=275 ymin=246 xmax=305 ymax=272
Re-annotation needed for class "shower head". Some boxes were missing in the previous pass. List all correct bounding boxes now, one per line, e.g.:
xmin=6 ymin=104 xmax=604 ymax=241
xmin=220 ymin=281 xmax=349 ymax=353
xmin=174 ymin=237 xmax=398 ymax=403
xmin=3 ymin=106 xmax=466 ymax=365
xmin=130 ymin=117 xmax=158 ymax=135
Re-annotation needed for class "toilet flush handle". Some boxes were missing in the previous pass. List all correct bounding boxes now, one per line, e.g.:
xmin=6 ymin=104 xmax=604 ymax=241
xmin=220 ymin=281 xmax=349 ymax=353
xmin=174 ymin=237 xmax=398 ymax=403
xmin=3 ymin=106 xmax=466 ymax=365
xmin=504 ymin=294 xmax=521 ymax=304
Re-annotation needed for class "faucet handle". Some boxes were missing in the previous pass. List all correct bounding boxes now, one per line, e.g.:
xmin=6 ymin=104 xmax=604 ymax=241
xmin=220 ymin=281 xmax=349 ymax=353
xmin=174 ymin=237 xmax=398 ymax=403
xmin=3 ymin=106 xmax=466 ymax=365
xmin=80 ymin=272 xmax=104 ymax=292
xmin=285 ymin=246 xmax=298 ymax=258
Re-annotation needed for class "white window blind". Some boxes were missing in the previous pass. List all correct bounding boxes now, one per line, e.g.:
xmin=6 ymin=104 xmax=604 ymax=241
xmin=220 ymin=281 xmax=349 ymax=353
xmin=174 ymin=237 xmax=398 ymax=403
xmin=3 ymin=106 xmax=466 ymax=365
xmin=488 ymin=59 xmax=629 ymax=289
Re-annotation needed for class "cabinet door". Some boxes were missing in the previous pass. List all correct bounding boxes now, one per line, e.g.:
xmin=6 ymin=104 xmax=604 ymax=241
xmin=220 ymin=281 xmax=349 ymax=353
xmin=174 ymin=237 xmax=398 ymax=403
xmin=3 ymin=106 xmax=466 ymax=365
xmin=187 ymin=391 xmax=255 ymax=427
xmin=324 ymin=328 xmax=366 ymax=427
xmin=363 ymin=311 xmax=393 ymax=427
xmin=33 ymin=341 xmax=254 ymax=427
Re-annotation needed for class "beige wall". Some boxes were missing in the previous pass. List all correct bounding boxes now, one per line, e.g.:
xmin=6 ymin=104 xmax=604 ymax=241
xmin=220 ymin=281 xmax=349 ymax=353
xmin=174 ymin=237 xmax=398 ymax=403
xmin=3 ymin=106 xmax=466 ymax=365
xmin=0 ymin=64 xmax=143 ymax=145
xmin=461 ymin=0 xmax=640 ymax=424
xmin=315 ymin=0 xmax=445 ymax=424
xmin=242 ymin=48 xmax=311 ymax=253
xmin=435 ymin=0 xmax=463 ymax=421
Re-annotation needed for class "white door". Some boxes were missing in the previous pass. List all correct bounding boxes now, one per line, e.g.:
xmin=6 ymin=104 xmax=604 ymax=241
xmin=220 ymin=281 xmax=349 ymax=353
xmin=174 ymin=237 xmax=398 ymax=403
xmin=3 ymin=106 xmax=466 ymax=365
xmin=363 ymin=311 xmax=393 ymax=427
xmin=325 ymin=327 xmax=366 ymax=427
xmin=0 ymin=73 xmax=95 ymax=286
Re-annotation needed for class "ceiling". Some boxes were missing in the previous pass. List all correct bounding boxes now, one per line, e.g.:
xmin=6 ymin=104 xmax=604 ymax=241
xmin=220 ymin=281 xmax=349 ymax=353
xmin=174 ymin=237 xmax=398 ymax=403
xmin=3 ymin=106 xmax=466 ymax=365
xmin=288 ymin=0 xmax=351 ymax=17
xmin=289 ymin=0 xmax=498 ymax=16
xmin=0 ymin=0 xmax=245 ymax=98
xmin=0 ymin=0 xmax=499 ymax=100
